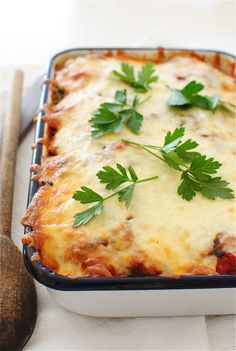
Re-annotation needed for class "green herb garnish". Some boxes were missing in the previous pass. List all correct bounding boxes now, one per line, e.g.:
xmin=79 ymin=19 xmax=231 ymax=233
xmin=113 ymin=62 xmax=158 ymax=93
xmin=168 ymin=80 xmax=235 ymax=113
xmin=123 ymin=127 xmax=234 ymax=201
xmin=90 ymin=89 xmax=150 ymax=138
xmin=73 ymin=164 xmax=159 ymax=227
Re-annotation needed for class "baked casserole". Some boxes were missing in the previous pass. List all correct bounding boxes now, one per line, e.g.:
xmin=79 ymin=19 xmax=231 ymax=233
xmin=22 ymin=50 xmax=236 ymax=278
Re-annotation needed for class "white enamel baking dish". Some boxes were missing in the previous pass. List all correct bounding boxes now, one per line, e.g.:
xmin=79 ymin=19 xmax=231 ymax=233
xmin=23 ymin=48 xmax=236 ymax=317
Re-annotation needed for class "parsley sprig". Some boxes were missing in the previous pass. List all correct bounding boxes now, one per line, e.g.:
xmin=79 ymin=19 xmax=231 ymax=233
xmin=123 ymin=128 xmax=234 ymax=201
xmin=168 ymin=80 xmax=235 ymax=113
xmin=72 ymin=164 xmax=159 ymax=227
xmin=113 ymin=62 xmax=158 ymax=93
xmin=90 ymin=89 xmax=149 ymax=138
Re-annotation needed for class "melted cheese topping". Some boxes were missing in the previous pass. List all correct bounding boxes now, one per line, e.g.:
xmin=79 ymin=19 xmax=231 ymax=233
xmin=22 ymin=53 xmax=236 ymax=277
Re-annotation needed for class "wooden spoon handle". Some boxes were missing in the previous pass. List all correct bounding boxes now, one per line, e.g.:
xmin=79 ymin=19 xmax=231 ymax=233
xmin=0 ymin=70 xmax=24 ymax=237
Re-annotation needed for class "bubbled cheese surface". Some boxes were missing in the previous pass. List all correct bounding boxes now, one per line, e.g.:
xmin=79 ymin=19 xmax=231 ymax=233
xmin=27 ymin=54 xmax=236 ymax=277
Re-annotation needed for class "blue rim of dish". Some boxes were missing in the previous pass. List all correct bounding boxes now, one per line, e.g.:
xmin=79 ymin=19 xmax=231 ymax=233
xmin=23 ymin=48 xmax=236 ymax=291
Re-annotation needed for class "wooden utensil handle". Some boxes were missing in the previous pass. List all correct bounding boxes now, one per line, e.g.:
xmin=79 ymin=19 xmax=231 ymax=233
xmin=0 ymin=70 xmax=24 ymax=237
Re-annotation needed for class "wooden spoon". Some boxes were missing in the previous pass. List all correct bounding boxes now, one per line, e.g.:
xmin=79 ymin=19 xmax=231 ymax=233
xmin=0 ymin=70 xmax=37 ymax=351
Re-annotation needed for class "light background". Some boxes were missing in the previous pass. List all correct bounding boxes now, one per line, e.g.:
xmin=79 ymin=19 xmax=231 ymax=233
xmin=0 ymin=0 xmax=235 ymax=67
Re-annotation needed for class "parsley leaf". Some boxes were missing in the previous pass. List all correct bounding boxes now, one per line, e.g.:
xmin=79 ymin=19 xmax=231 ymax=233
xmin=189 ymin=155 xmax=221 ymax=179
xmin=174 ymin=139 xmax=200 ymax=162
xmin=162 ymin=151 xmax=186 ymax=171
xmin=128 ymin=165 xmax=138 ymax=182
xmin=178 ymin=172 xmax=234 ymax=201
xmin=200 ymin=177 xmax=234 ymax=200
xmin=114 ymin=89 xmax=127 ymax=105
xmin=136 ymin=62 xmax=159 ymax=92
xmin=132 ymin=96 xmax=140 ymax=108
xmin=113 ymin=63 xmax=136 ymax=84
xmin=118 ymin=184 xmax=135 ymax=209
xmin=97 ymin=163 xmax=130 ymax=190
xmin=72 ymin=164 xmax=159 ymax=226
xmin=168 ymin=90 xmax=189 ymax=106
xmin=73 ymin=186 xmax=104 ymax=203
xmin=113 ymin=62 xmax=158 ymax=92
xmin=168 ymin=80 xmax=220 ymax=112
xmin=160 ymin=127 xmax=200 ymax=168
xmin=73 ymin=202 xmax=104 ymax=227
xmin=177 ymin=171 xmax=201 ymax=201
xmin=182 ymin=81 xmax=204 ymax=95
xmin=90 ymin=89 xmax=144 ymax=138
xmin=123 ymin=109 xmax=143 ymax=134
xmin=123 ymin=127 xmax=234 ymax=201
xmin=97 ymin=163 xmax=139 ymax=190
xmin=161 ymin=127 xmax=185 ymax=153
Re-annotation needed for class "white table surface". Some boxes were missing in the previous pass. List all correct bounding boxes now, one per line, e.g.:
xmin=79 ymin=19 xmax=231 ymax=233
xmin=0 ymin=1 xmax=235 ymax=350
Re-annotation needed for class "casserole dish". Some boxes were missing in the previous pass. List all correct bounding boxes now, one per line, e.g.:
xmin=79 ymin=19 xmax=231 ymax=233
xmin=22 ymin=48 xmax=236 ymax=316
